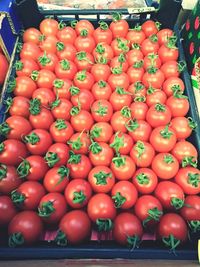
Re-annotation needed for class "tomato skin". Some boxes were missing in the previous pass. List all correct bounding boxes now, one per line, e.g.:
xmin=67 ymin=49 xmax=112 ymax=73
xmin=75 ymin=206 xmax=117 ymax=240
xmin=39 ymin=18 xmax=59 ymax=36
xmin=71 ymin=88 xmax=95 ymax=111
xmin=51 ymin=98 xmax=72 ymax=121
xmin=157 ymin=29 xmax=173 ymax=45
xmin=14 ymin=76 xmax=37 ymax=98
xmin=111 ymin=181 xmax=138 ymax=209
xmin=162 ymin=77 xmax=185 ymax=97
xmin=29 ymin=108 xmax=54 ymax=130
xmin=161 ymin=61 xmax=181 ymax=78
xmin=92 ymin=81 xmax=112 ymax=101
xmin=39 ymin=35 xmax=58 ymax=54
xmin=91 ymin=100 xmax=113 ymax=122
xmin=130 ymin=101 xmax=148 ymax=120
xmin=132 ymin=168 xmax=158 ymax=194
xmin=45 ymin=143 xmax=69 ymax=167
xmin=68 ymin=132 xmax=91 ymax=154
xmin=91 ymin=63 xmax=111 ymax=82
xmin=111 ymin=155 xmax=136 ymax=181
xmin=90 ymin=122 xmax=113 ymax=143
xmin=171 ymin=140 xmax=198 ymax=163
xmin=0 ymin=139 xmax=28 ymax=166
xmin=56 ymin=43 xmax=77 ymax=61
xmin=33 ymin=69 xmax=56 ymax=89
xmin=57 ymin=26 xmax=77 ymax=45
xmin=166 ymin=94 xmax=189 ymax=117
xmin=54 ymin=60 xmax=77 ymax=80
xmin=74 ymin=52 xmax=94 ymax=71
xmin=142 ymin=20 xmax=159 ymax=37
xmin=64 ymin=179 xmax=92 ymax=209
xmin=146 ymin=104 xmax=172 ymax=128
xmin=180 ymin=195 xmax=200 ymax=221
xmin=37 ymin=52 xmax=58 ymax=72
xmin=143 ymin=54 xmax=162 ymax=70
xmin=0 ymin=165 xmax=21 ymax=195
xmin=142 ymin=69 xmax=165 ymax=89
xmin=110 ymin=19 xmax=129 ymax=38
xmin=110 ymin=132 xmax=133 ymax=155
xmin=38 ymin=193 xmax=67 ymax=224
xmin=12 ymin=181 xmax=45 ymax=210
xmin=75 ymin=20 xmax=94 ymax=36
xmin=75 ymin=35 xmax=96 ymax=54
xmin=155 ymin=181 xmax=185 ymax=210
xmin=87 ymin=193 xmax=116 ymax=222
xmin=89 ymin=142 xmax=114 ymax=167
xmin=59 ymin=210 xmax=91 ymax=244
xmin=0 ymin=196 xmax=17 ymax=226
xmin=130 ymin=141 xmax=155 ymax=168
xmin=16 ymin=58 xmax=39 ymax=77
xmin=43 ymin=166 xmax=69 ymax=193
xmin=67 ymin=154 xmax=92 ymax=180
xmin=128 ymin=82 xmax=146 ymax=97
xmin=158 ymin=45 xmax=179 ymax=63
xmin=110 ymin=55 xmax=129 ymax=72
xmin=93 ymin=26 xmax=113 ymax=45
xmin=32 ymin=88 xmax=56 ymax=106
xmin=93 ymin=43 xmax=114 ymax=62
xmin=127 ymin=119 xmax=152 ymax=142
xmin=50 ymin=120 xmax=74 ymax=143
xmin=109 ymin=89 xmax=132 ymax=111
xmin=71 ymin=110 xmax=94 ymax=132
xmin=170 ymin=117 xmax=194 ymax=139
xmin=8 ymin=211 xmax=43 ymax=245
xmin=126 ymin=49 xmax=144 ymax=66
xmin=127 ymin=65 xmax=144 ymax=84
xmin=113 ymin=213 xmax=143 ymax=246
xmin=74 ymin=70 xmax=94 ymax=90
xmin=23 ymin=28 xmax=41 ymax=44
xmin=8 ymin=96 xmax=30 ymax=118
xmin=126 ymin=29 xmax=146 ymax=45
xmin=175 ymin=167 xmax=200 ymax=195
xmin=141 ymin=37 xmax=159 ymax=56
xmin=88 ymin=166 xmax=115 ymax=193
xmin=152 ymin=153 xmax=179 ymax=180
xmin=111 ymin=38 xmax=130 ymax=56
xmin=108 ymin=72 xmax=130 ymax=91
xmin=20 ymin=42 xmax=41 ymax=61
xmin=111 ymin=110 xmax=130 ymax=133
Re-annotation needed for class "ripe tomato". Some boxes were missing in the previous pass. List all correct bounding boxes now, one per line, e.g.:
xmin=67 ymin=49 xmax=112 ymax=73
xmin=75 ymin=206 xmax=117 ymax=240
xmin=17 ymin=155 xmax=48 ymax=181
xmin=68 ymin=132 xmax=91 ymax=154
xmin=31 ymin=69 xmax=56 ymax=89
xmin=155 ymin=181 xmax=185 ymax=210
xmin=143 ymin=53 xmax=161 ymax=70
xmin=89 ymin=142 xmax=114 ymax=166
xmin=58 ymin=210 xmax=91 ymax=245
xmin=127 ymin=63 xmax=144 ymax=84
xmin=111 ymin=155 xmax=136 ymax=180
xmin=74 ymin=51 xmax=94 ymax=71
xmin=90 ymin=122 xmax=113 ymax=143
xmin=91 ymin=100 xmax=113 ymax=122
xmin=175 ymin=167 xmax=200 ymax=195
xmin=0 ymin=116 xmax=32 ymax=140
xmin=180 ymin=195 xmax=200 ymax=221
xmin=162 ymin=77 xmax=185 ymax=97
xmin=110 ymin=14 xmax=129 ymax=38
xmin=50 ymin=119 xmax=74 ymax=143
xmin=67 ymin=152 xmax=92 ymax=179
xmin=92 ymin=81 xmax=112 ymax=100
xmin=111 ymin=181 xmax=138 ymax=209
xmin=134 ymin=195 xmax=163 ymax=226
xmin=6 ymin=96 xmax=30 ymax=118
xmin=37 ymin=52 xmax=58 ymax=71
xmin=133 ymin=168 xmax=158 ymax=194
xmin=51 ymin=98 xmax=72 ymax=121
xmin=108 ymin=69 xmax=130 ymax=91
xmin=127 ymin=81 xmax=146 ymax=97
xmin=91 ymin=62 xmax=111 ymax=82
xmin=70 ymin=108 xmax=94 ymax=132
xmin=74 ymin=20 xmax=94 ymax=36
xmin=23 ymin=28 xmax=41 ymax=44
xmin=64 ymin=179 xmax=92 ymax=209
xmin=55 ymin=59 xmax=77 ymax=80
xmin=20 ymin=42 xmax=41 ymax=61
xmin=126 ymin=48 xmax=144 ymax=66
xmin=38 ymin=192 xmax=67 ymax=224
xmin=0 ymin=139 xmax=28 ymax=166
xmin=70 ymin=87 xmax=94 ymax=111
xmin=56 ymin=43 xmax=77 ymax=61
xmin=15 ymin=58 xmax=39 ymax=77
xmin=88 ymin=166 xmax=115 ymax=193
xmin=24 ymin=129 xmax=53 ymax=155
xmin=161 ymin=60 xmax=184 ymax=78
xmin=43 ymin=166 xmax=69 ymax=193
xmin=0 ymin=196 xmax=17 ymax=226
xmin=11 ymin=181 xmax=45 ymax=210
xmin=74 ymin=70 xmax=94 ymax=90
xmin=13 ymin=76 xmax=37 ymax=98
xmin=57 ymin=25 xmax=77 ymax=45
xmin=166 ymin=92 xmax=189 ymax=117
xmin=53 ymin=78 xmax=71 ymax=99
xmin=45 ymin=143 xmax=69 ymax=168
xmin=157 ymin=28 xmax=173 ymax=45
xmin=130 ymin=99 xmax=148 ymax=120
xmin=146 ymin=88 xmax=167 ymax=107
xmin=39 ymin=35 xmax=58 ymax=54
xmin=142 ymin=67 xmax=165 ymax=88
xmin=127 ymin=119 xmax=152 ymax=142
xmin=0 ymin=165 xmax=21 ymax=194
xmin=146 ymin=103 xmax=172 ymax=128
xmin=110 ymin=54 xmax=129 ymax=72
xmin=142 ymin=20 xmax=160 ymax=37
xmin=113 ymin=213 xmax=143 ymax=248
xmin=171 ymin=140 xmax=198 ymax=163
xmin=109 ymin=87 xmax=132 ymax=111
xmin=32 ymin=88 xmax=56 ymax=106
xmin=111 ymin=38 xmax=130 ymax=56
xmin=74 ymin=31 xmax=95 ymax=53
xmin=29 ymin=106 xmax=54 ymax=130
xmin=93 ymin=21 xmax=113 ymax=45
xmin=111 ymin=107 xmax=131 ymax=133
xmin=158 ymin=43 xmax=179 ymax=64
xmin=39 ymin=18 xmax=59 ymax=36
xmin=126 ymin=26 xmax=145 ymax=44
xmin=141 ymin=35 xmax=159 ymax=56
xmin=130 ymin=141 xmax=155 ymax=168
xmin=150 ymin=125 xmax=177 ymax=153
xmin=170 ymin=117 xmax=196 ymax=139
xmin=8 ymin=211 xmax=43 ymax=246
xmin=93 ymin=43 xmax=114 ymax=62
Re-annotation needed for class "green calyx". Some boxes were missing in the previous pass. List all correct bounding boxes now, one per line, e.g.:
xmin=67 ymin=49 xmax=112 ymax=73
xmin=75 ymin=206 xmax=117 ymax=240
xmin=90 ymin=126 xmax=102 ymax=139
xmin=163 ymin=155 xmax=174 ymax=164
xmin=135 ymin=141 xmax=145 ymax=158
xmin=96 ymin=56 xmax=108 ymax=64
xmin=173 ymin=90 xmax=188 ymax=99
xmin=110 ymin=132 xmax=124 ymax=153
xmin=73 ymin=190 xmax=86 ymax=204
xmin=11 ymin=190 xmax=26 ymax=205
xmin=16 ymin=42 xmax=23 ymax=53
xmin=69 ymin=86 xmax=80 ymax=96
xmin=134 ymin=81 xmax=145 ymax=92
xmin=15 ymin=60 xmax=23 ymax=71
xmin=162 ymin=234 xmax=180 ymax=252
xmin=160 ymin=125 xmax=173 ymax=139
xmin=98 ymin=21 xmax=109 ymax=30
xmin=80 ymin=29 xmax=88 ymax=37
xmin=7 ymin=78 xmax=17 ymax=93
xmin=111 ymin=66 xmax=123 ymax=75
xmin=94 ymin=171 xmax=112 ymax=185
xmin=134 ymin=96 xmax=146 ymax=102
xmin=53 ymin=79 xmax=64 ymax=89
xmin=112 ymin=12 xmax=122 ymax=22
xmin=147 ymin=86 xmax=156 ymax=95
xmin=132 ymin=24 xmax=142 ymax=31
xmin=112 ymin=192 xmax=126 ymax=208
xmin=188 ymin=220 xmax=200 ymax=233
xmin=38 ymin=52 xmax=51 ymax=66
xmin=149 ymin=34 xmax=158 ymax=43
xmin=120 ymin=106 xmax=131 ymax=118
xmin=98 ymin=80 xmax=106 ymax=88
xmin=60 ymin=59 xmax=70 ymax=70
xmin=125 ymin=119 xmax=139 ymax=132
xmin=0 ymin=143 xmax=5 ymax=153
xmin=187 ymin=117 xmax=197 ymax=130
xmin=68 ymin=151 xmax=81 ymax=164
xmin=94 ymin=102 xmax=108 ymax=116
xmin=155 ymin=103 xmax=166 ymax=112
xmin=95 ymin=44 xmax=105 ymax=54
xmin=56 ymin=42 xmax=65 ymax=51
xmin=76 ymin=70 xmax=87 ymax=81
xmin=171 ymin=197 xmax=184 ymax=210
xmin=147 ymin=66 xmax=158 ymax=74
xmin=55 ymin=166 xmax=69 ymax=186
xmin=133 ymin=60 xmax=144 ymax=69
xmin=118 ymin=53 xmax=126 ymax=63
xmin=50 ymin=96 xmax=61 ymax=110
xmin=8 ymin=232 xmax=24 ymax=248
xmin=89 ymin=141 xmax=102 ymax=154
xmin=96 ymin=218 xmax=113 ymax=232
xmin=58 ymin=21 xmax=66 ymax=30
xmin=136 ymin=173 xmax=149 ymax=185
xmin=112 ymin=155 xmax=126 ymax=167
xmin=55 ymin=119 xmax=67 ymax=130
xmin=31 ymin=70 xmax=39 ymax=81
xmin=181 ymin=156 xmax=197 ymax=168
xmin=132 ymin=43 xmax=141 ymax=50
xmin=17 ymin=159 xmax=31 ymax=178
xmin=116 ymin=87 xmax=130 ymax=95
xmin=117 ymin=38 xmax=129 ymax=52
xmin=29 ymin=98 xmax=41 ymax=115
xmin=187 ymin=173 xmax=200 ymax=188
xmin=127 ymin=235 xmax=141 ymax=250
xmin=3 ymin=97 xmax=13 ymax=113
xmin=45 ymin=152 xmax=59 ymax=167
xmin=0 ymin=164 xmax=7 ymax=181
xmin=68 ymin=137 xmax=83 ymax=151
xmin=24 ymin=132 xmax=40 ymax=145
xmin=0 ymin=122 xmax=11 ymax=137
xmin=143 ymin=207 xmax=163 ymax=226
xmin=38 ymin=201 xmax=55 ymax=218
xmin=71 ymin=20 xmax=77 ymax=28
xmin=70 ymin=106 xmax=80 ymax=116
xmin=177 ymin=61 xmax=186 ymax=73
xmin=55 ymin=230 xmax=68 ymax=246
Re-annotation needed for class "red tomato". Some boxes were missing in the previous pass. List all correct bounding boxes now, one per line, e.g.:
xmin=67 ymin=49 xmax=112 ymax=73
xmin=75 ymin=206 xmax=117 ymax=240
xmin=126 ymin=26 xmax=145 ymax=44
xmin=8 ymin=211 xmax=43 ymax=246
xmin=141 ymin=35 xmax=159 ymax=56
xmin=68 ymin=132 xmax=91 ymax=154
xmin=142 ymin=20 xmax=160 ymax=37
xmin=6 ymin=96 xmax=30 ymax=118
xmin=158 ymin=42 xmax=179 ymax=63
xmin=91 ymin=100 xmax=113 ymax=122
xmin=157 ymin=29 xmax=173 ymax=45
xmin=0 ymin=165 xmax=21 ymax=194
xmin=180 ymin=195 xmax=200 ymax=221
xmin=126 ymin=48 xmax=144 ymax=66
xmin=162 ymin=77 xmax=185 ymax=97
xmin=55 ymin=59 xmax=77 ymax=80
xmin=74 ymin=70 xmax=94 ymax=90
xmin=108 ymin=69 xmax=130 ymax=91
xmin=38 ymin=193 xmax=67 ymax=224
xmin=110 ymin=54 xmax=129 ymax=72
xmin=88 ymin=166 xmax=115 ymax=193
xmin=93 ymin=43 xmax=114 ymax=62
xmin=166 ymin=92 xmax=189 ymax=117
xmin=50 ymin=119 xmax=74 ymax=143
xmin=31 ymin=69 xmax=56 ymax=89
xmin=127 ymin=119 xmax=152 ymax=142
xmin=15 ymin=58 xmax=39 ymax=77
xmin=89 ymin=142 xmax=114 ymax=166
xmin=146 ymin=88 xmax=167 ymax=107
xmin=92 ymin=81 xmax=112 ymax=100
xmin=110 ymin=14 xmax=129 ymax=38
xmin=170 ymin=117 xmax=196 ymax=139
xmin=127 ymin=63 xmax=144 ymax=84
xmin=43 ymin=166 xmax=69 ymax=193
xmin=111 ymin=107 xmax=131 ymax=133
xmin=70 ymin=87 xmax=94 ymax=111
xmin=161 ymin=60 xmax=184 ymax=78
xmin=33 ymin=88 xmax=56 ymax=106
xmin=130 ymin=100 xmax=148 ymax=120
xmin=110 ymin=132 xmax=133 ymax=155
xmin=57 ymin=25 xmax=77 ymax=44
xmin=64 ymin=179 xmax=92 ymax=209
xmin=52 ymin=79 xmax=71 ymax=99
xmin=51 ymin=98 xmax=72 ymax=121
xmin=29 ymin=107 xmax=54 ymax=130
xmin=111 ymin=181 xmax=138 ymax=209
xmin=13 ymin=76 xmax=37 ymax=98
xmin=20 ymin=42 xmax=41 ymax=61
xmin=171 ymin=140 xmax=198 ymax=163
xmin=143 ymin=53 xmax=161 ymax=70
xmin=39 ymin=35 xmax=58 ymax=54
xmin=74 ymin=51 xmax=94 ymax=71
xmin=133 ymin=168 xmax=158 ymax=194
xmin=91 ymin=63 xmax=111 ymax=82
xmin=0 ymin=196 xmax=17 ymax=226
xmin=127 ymin=81 xmax=146 ymax=97
xmin=23 ymin=28 xmax=41 ymax=44
xmin=111 ymin=38 xmax=130 ymax=56
xmin=45 ymin=143 xmax=69 ymax=168
xmin=70 ymin=108 xmax=94 ymax=132
xmin=93 ymin=21 xmax=113 ymax=45
xmin=146 ymin=103 xmax=172 ymax=128
xmin=56 ymin=43 xmax=77 ymax=61
xmin=39 ymin=18 xmax=59 ymax=36
xmin=74 ymin=20 xmax=94 ymax=36
xmin=111 ymin=155 xmax=136 ymax=181
xmin=90 ymin=122 xmax=113 ymax=143
xmin=142 ymin=68 xmax=165 ymax=88
xmin=37 ymin=52 xmax=58 ymax=71
xmin=74 ymin=31 xmax=96 ymax=53
xmin=58 ymin=210 xmax=91 ymax=245
xmin=109 ymin=87 xmax=132 ymax=111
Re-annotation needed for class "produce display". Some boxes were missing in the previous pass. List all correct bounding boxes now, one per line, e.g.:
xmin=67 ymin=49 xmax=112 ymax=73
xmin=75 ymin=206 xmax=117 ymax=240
xmin=0 ymin=14 xmax=199 ymax=252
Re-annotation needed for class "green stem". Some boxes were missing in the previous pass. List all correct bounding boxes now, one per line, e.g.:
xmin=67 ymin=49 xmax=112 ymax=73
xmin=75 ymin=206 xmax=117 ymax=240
xmin=112 ymin=192 xmax=126 ymax=208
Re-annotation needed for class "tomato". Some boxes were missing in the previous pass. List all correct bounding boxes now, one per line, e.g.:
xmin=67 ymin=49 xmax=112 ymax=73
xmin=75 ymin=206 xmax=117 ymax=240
xmin=110 ymin=14 xmax=129 ymax=38
xmin=11 ymin=181 xmax=45 ymax=210
xmin=127 ymin=119 xmax=152 ymax=142
xmin=20 ymin=42 xmax=41 ymax=61
xmin=113 ymin=213 xmax=143 ymax=248
xmin=29 ymin=106 xmax=54 ymax=130
xmin=56 ymin=42 xmax=77 ymax=61
xmin=180 ymin=195 xmax=200 ymax=221
xmin=0 ymin=196 xmax=17 ymax=226
xmin=88 ymin=166 xmax=115 ymax=193
xmin=57 ymin=25 xmax=77 ymax=45
xmin=146 ymin=103 xmax=172 ymax=128
xmin=74 ymin=31 xmax=96 ymax=53
xmin=57 ymin=210 xmax=91 ymax=245
xmin=37 ymin=52 xmax=58 ymax=72
xmin=93 ymin=43 xmax=114 ymax=62
xmin=44 ymin=166 xmax=69 ymax=193
xmin=175 ymin=167 xmax=200 ymax=195
xmin=92 ymin=81 xmax=112 ymax=100
xmin=50 ymin=119 xmax=74 ymax=143
xmin=126 ymin=26 xmax=145 ymax=45
xmin=126 ymin=48 xmax=144 ymax=66
xmin=151 ymin=153 xmax=179 ymax=180
xmin=158 ymin=213 xmax=188 ymax=250
xmin=89 ymin=142 xmax=114 ymax=166
xmin=23 ymin=28 xmax=41 ymax=44
xmin=130 ymin=99 xmax=148 ymax=120
xmin=142 ymin=67 xmax=165 ymax=88
xmin=33 ymin=89 xmax=55 ymax=108
xmin=70 ymin=108 xmax=94 ymax=132
xmin=143 ymin=53 xmax=162 ymax=70
xmin=127 ymin=81 xmax=146 ymax=97
xmin=108 ymin=69 xmax=130 ymax=91
xmin=173 ymin=142 xmax=197 ymax=165
xmin=13 ymin=76 xmax=37 ymax=98
xmin=141 ymin=35 xmax=159 ymax=56
xmin=111 ymin=181 xmax=138 ymax=209
xmin=110 ymin=132 xmax=133 ymax=155
xmin=64 ymin=179 xmax=92 ymax=209
xmin=0 ymin=116 xmax=32 ymax=140
xmin=74 ymin=70 xmax=94 ymax=90
xmin=39 ymin=35 xmax=58 ymax=54
xmin=146 ymin=88 xmax=167 ymax=107
xmin=127 ymin=63 xmax=144 ymax=84
xmin=8 ymin=211 xmax=43 ymax=246
xmin=158 ymin=40 xmax=179 ymax=63
xmin=111 ymin=107 xmax=131 ymax=133
xmin=134 ymin=195 xmax=163 ymax=226
xmin=90 ymin=122 xmax=113 ymax=143
xmin=40 ymin=18 xmax=59 ymax=36
xmin=93 ymin=21 xmax=113 ymax=44
xmin=24 ymin=129 xmax=53 ymax=155
xmin=70 ymin=87 xmax=94 ymax=111
xmin=111 ymin=38 xmax=130 ymax=56
xmin=91 ymin=62 xmax=111 ymax=82
xmin=109 ymin=87 xmax=132 ymax=111
xmin=110 ymin=54 xmax=129 ymax=72
xmin=91 ymin=100 xmax=113 ymax=122
xmin=0 ymin=139 xmax=28 ymax=166
xmin=133 ymin=168 xmax=158 ymax=194
xmin=55 ymin=59 xmax=77 ymax=80
xmin=157 ymin=29 xmax=173 ymax=45
xmin=67 ymin=152 xmax=92 ymax=179
xmin=150 ymin=125 xmax=177 ymax=153
xmin=0 ymin=165 xmax=21 ymax=194
xmin=38 ymin=193 xmax=67 ymax=224
xmin=51 ymin=98 xmax=72 ymax=121
xmin=162 ymin=77 xmax=185 ymax=97
xmin=111 ymin=155 xmax=136 ymax=181
xmin=15 ymin=58 xmax=39 ymax=77
xmin=68 ymin=132 xmax=91 ymax=154
xmin=6 ymin=96 xmax=30 ymax=118
xmin=17 ymin=155 xmax=48 ymax=181
xmin=74 ymin=20 xmax=94 ymax=36
xmin=142 ymin=20 xmax=160 ymax=37
xmin=130 ymin=141 xmax=155 ymax=168
xmin=170 ymin=117 xmax=196 ymax=140
xmin=31 ymin=69 xmax=56 ymax=89
xmin=166 ymin=92 xmax=189 ymax=117
xmin=45 ymin=143 xmax=69 ymax=168
xmin=161 ymin=60 xmax=183 ymax=78
xmin=74 ymin=51 xmax=94 ymax=71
